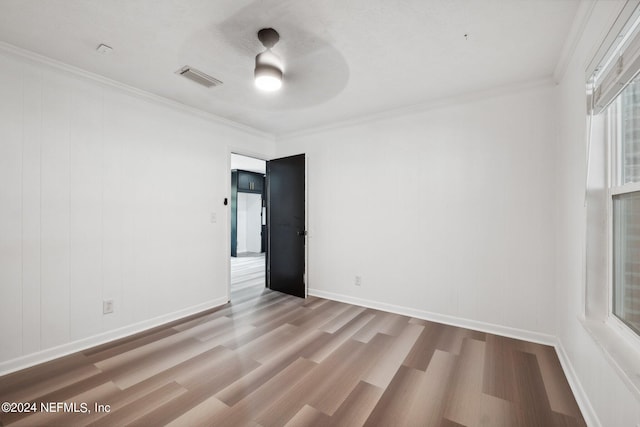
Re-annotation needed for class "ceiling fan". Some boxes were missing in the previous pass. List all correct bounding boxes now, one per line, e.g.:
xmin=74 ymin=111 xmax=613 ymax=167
xmin=254 ymin=28 xmax=284 ymax=92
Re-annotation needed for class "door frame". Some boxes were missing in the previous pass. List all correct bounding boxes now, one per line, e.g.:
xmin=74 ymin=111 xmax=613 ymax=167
xmin=226 ymin=149 xmax=308 ymax=301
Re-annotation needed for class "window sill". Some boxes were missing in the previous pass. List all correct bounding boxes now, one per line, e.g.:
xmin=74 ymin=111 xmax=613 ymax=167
xmin=581 ymin=317 xmax=640 ymax=401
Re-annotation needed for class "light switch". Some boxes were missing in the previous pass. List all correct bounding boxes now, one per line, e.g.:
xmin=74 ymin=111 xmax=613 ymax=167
xmin=210 ymin=212 xmax=217 ymax=223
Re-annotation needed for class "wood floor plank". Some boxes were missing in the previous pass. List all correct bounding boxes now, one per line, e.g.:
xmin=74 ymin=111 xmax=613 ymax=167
xmin=443 ymin=337 xmax=516 ymax=427
xmin=251 ymin=333 xmax=391 ymax=426
xmin=84 ymin=305 xmax=225 ymax=359
xmin=440 ymin=419 xmax=467 ymax=427
xmin=0 ymin=272 xmax=588 ymax=427
xmin=174 ymin=349 xmax=261 ymax=393
xmin=483 ymin=334 xmax=518 ymax=401
xmin=287 ymin=298 xmax=349 ymax=330
xmin=534 ymin=344 xmax=585 ymax=420
xmin=235 ymin=297 xmax=301 ymax=328
xmin=351 ymin=310 xmax=395 ymax=343
xmin=402 ymin=321 xmax=447 ymax=371
xmin=193 ymin=322 xmax=256 ymax=344
xmin=318 ymin=304 xmax=366 ymax=334
xmin=176 ymin=315 xmax=234 ymax=339
xmin=97 ymin=336 xmax=215 ymax=389
xmin=364 ymin=350 xmax=457 ymax=427
xmin=362 ymin=322 xmax=425 ymax=389
xmin=86 ymin=381 xmax=187 ymax=427
xmin=402 ymin=351 xmax=457 ymax=427
xmin=254 ymin=329 xmax=326 ymax=366
xmin=231 ymin=253 xmax=266 ymax=293
xmin=164 ymin=395 xmax=230 ymax=427
xmin=283 ymin=404 xmax=331 ymax=427
xmin=214 ymin=331 xmax=330 ymax=406
xmin=0 ymin=354 xmax=101 ymax=404
xmin=329 ymin=381 xmax=384 ymax=427
xmin=77 ymin=346 xmax=235 ymax=425
xmin=436 ymin=325 xmax=485 ymax=355
xmin=304 ymin=311 xmax=376 ymax=363
xmin=512 ymin=350 xmax=562 ymax=427
xmin=127 ymin=388 xmax=227 ymax=427
xmin=223 ymin=291 xmax=287 ymax=319
xmin=301 ymin=296 xmax=330 ymax=310
xmin=7 ymin=381 xmax=120 ymax=427
xmin=363 ymin=364 xmax=424 ymax=427
xmin=228 ymin=323 xmax=296 ymax=359
xmin=376 ymin=312 xmax=412 ymax=337
xmin=221 ymin=307 xmax=310 ymax=350
xmin=308 ymin=333 xmax=392 ymax=416
xmin=208 ymin=357 xmax=319 ymax=427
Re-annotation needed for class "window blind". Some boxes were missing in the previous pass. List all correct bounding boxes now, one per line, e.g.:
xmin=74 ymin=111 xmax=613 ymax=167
xmin=589 ymin=0 xmax=640 ymax=114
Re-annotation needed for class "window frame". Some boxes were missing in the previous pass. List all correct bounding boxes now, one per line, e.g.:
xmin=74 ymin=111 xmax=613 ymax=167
xmin=606 ymin=95 xmax=640 ymax=348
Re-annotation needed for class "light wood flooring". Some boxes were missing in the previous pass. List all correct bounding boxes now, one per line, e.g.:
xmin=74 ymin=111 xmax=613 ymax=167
xmin=231 ymin=253 xmax=265 ymax=292
xmin=0 ymin=279 xmax=586 ymax=426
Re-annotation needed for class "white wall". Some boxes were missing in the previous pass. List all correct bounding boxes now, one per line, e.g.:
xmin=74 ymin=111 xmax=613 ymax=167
xmin=555 ymin=1 xmax=640 ymax=425
xmin=277 ymin=83 xmax=558 ymax=338
xmin=0 ymin=47 xmax=273 ymax=370
xmin=236 ymin=193 xmax=262 ymax=254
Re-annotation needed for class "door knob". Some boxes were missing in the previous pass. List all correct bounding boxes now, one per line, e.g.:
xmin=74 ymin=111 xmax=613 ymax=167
xmin=297 ymin=230 xmax=307 ymax=236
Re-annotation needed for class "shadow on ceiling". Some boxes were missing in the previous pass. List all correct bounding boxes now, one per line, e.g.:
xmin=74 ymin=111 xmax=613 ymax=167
xmin=181 ymin=0 xmax=350 ymax=110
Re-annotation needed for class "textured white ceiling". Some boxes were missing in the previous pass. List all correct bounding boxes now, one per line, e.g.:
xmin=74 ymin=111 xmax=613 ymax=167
xmin=0 ymin=0 xmax=580 ymax=136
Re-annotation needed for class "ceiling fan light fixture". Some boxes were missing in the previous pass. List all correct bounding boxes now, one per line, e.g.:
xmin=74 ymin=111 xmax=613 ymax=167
xmin=255 ymin=71 xmax=283 ymax=92
xmin=254 ymin=28 xmax=283 ymax=92
xmin=255 ymin=54 xmax=283 ymax=91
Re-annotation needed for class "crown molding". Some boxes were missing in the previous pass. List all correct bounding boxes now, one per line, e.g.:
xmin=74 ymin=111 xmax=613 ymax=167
xmin=0 ymin=42 xmax=274 ymax=142
xmin=553 ymin=0 xmax=597 ymax=84
xmin=277 ymin=76 xmax=555 ymax=141
xmin=0 ymin=41 xmax=558 ymax=145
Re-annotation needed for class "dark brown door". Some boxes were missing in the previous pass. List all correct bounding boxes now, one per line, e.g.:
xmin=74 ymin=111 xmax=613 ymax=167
xmin=266 ymin=154 xmax=305 ymax=297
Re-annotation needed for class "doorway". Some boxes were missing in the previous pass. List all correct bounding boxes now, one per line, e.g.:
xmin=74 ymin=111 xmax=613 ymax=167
xmin=229 ymin=152 xmax=307 ymax=300
xmin=230 ymin=153 xmax=266 ymax=297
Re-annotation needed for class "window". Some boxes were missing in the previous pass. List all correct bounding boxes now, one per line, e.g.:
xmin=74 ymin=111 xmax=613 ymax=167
xmin=584 ymin=2 xmax=640 ymax=396
xmin=610 ymin=77 xmax=640 ymax=337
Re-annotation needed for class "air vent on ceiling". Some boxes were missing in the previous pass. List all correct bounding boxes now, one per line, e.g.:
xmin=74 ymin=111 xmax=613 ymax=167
xmin=176 ymin=66 xmax=222 ymax=88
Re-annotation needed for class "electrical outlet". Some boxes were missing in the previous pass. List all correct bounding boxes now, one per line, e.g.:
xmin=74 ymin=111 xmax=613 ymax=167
xmin=355 ymin=276 xmax=362 ymax=287
xmin=103 ymin=300 xmax=114 ymax=314
xmin=210 ymin=212 xmax=217 ymax=223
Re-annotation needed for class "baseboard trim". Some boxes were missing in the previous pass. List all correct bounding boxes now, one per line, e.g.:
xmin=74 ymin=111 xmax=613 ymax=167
xmin=0 ymin=297 xmax=228 ymax=376
xmin=308 ymin=289 xmax=556 ymax=345
xmin=554 ymin=338 xmax=601 ymax=427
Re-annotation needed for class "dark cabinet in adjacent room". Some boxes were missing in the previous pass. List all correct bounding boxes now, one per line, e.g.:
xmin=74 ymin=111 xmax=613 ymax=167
xmin=237 ymin=170 xmax=264 ymax=194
